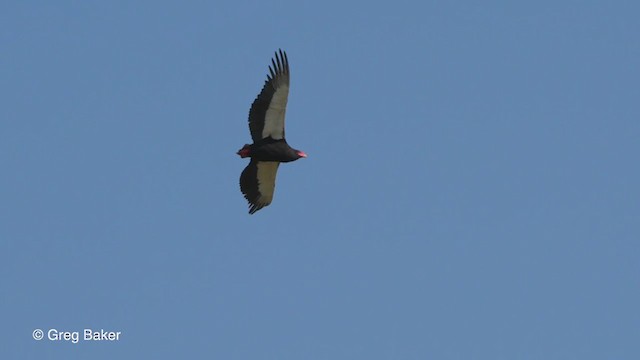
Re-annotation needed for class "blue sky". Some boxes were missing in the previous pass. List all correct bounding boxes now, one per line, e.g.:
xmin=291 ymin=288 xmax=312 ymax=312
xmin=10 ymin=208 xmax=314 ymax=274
xmin=2 ymin=1 xmax=639 ymax=359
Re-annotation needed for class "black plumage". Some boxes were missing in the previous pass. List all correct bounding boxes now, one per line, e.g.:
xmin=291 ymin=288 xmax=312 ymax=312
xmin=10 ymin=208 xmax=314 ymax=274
xmin=237 ymin=50 xmax=306 ymax=214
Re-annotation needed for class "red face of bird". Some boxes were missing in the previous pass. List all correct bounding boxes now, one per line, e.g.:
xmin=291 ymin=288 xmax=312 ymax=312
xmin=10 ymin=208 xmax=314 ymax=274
xmin=237 ymin=144 xmax=251 ymax=158
xmin=297 ymin=151 xmax=307 ymax=159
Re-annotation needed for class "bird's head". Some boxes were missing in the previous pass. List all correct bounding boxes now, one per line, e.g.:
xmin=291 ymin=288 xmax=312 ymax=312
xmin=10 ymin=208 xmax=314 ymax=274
xmin=237 ymin=144 xmax=251 ymax=158
xmin=296 ymin=150 xmax=307 ymax=159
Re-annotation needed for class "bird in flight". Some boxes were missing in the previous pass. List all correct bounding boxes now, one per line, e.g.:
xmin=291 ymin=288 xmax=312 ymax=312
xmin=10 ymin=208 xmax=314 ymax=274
xmin=237 ymin=49 xmax=307 ymax=214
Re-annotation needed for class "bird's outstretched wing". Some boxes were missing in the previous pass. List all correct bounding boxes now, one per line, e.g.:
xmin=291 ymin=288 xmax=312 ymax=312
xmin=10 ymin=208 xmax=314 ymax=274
xmin=239 ymin=160 xmax=280 ymax=214
xmin=248 ymin=49 xmax=290 ymax=142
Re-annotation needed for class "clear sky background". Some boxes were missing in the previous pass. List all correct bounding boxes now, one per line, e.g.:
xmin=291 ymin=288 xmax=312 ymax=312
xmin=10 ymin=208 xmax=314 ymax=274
xmin=2 ymin=1 xmax=639 ymax=359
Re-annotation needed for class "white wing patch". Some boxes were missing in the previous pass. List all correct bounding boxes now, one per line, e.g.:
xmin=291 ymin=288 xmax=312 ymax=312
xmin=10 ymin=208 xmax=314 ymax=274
xmin=255 ymin=161 xmax=280 ymax=207
xmin=261 ymin=84 xmax=289 ymax=140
